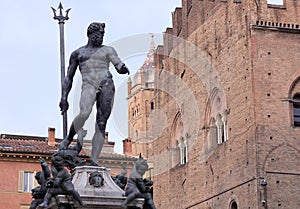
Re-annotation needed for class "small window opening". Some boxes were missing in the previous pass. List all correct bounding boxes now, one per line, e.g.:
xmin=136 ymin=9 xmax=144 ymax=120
xmin=150 ymin=101 xmax=154 ymax=110
xmin=230 ymin=201 xmax=238 ymax=209
xmin=216 ymin=114 xmax=227 ymax=144
xmin=179 ymin=138 xmax=188 ymax=165
xmin=24 ymin=172 xmax=34 ymax=192
xmin=293 ymin=94 xmax=300 ymax=126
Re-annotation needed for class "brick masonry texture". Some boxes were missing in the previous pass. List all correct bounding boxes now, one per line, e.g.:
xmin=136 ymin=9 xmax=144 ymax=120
xmin=129 ymin=0 xmax=300 ymax=208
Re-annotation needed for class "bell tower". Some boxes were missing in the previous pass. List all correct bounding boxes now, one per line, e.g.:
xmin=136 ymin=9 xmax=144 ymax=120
xmin=127 ymin=35 xmax=157 ymax=158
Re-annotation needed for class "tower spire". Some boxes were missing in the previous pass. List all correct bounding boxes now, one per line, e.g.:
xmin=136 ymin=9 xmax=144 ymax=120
xmin=149 ymin=33 xmax=155 ymax=52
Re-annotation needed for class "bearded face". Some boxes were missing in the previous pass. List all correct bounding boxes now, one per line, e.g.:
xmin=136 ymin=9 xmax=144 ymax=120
xmin=87 ymin=22 xmax=105 ymax=47
xmin=89 ymin=30 xmax=104 ymax=47
xmin=89 ymin=172 xmax=104 ymax=187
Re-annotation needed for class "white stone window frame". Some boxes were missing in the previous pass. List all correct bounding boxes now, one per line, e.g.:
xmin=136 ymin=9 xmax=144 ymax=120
xmin=215 ymin=112 xmax=228 ymax=145
xmin=18 ymin=171 xmax=37 ymax=193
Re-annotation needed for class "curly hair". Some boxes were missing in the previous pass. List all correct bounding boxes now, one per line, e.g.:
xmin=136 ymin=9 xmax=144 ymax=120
xmin=87 ymin=22 xmax=105 ymax=37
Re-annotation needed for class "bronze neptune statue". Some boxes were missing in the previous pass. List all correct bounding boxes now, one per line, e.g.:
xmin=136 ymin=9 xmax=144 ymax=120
xmin=58 ymin=22 xmax=130 ymax=165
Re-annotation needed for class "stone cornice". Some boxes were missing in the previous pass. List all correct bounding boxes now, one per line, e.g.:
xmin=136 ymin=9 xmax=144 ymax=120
xmin=251 ymin=21 xmax=300 ymax=34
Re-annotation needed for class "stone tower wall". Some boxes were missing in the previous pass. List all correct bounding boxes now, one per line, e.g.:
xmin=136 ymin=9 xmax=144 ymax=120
xmin=145 ymin=0 xmax=300 ymax=208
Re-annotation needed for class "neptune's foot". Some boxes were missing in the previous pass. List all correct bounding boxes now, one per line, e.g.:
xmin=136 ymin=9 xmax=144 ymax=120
xmin=89 ymin=159 xmax=102 ymax=167
xmin=59 ymin=138 xmax=71 ymax=150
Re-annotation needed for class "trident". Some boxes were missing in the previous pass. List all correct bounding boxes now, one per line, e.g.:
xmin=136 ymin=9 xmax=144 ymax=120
xmin=51 ymin=2 xmax=71 ymax=138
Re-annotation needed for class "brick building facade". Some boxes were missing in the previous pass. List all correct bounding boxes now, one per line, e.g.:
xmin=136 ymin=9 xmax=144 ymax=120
xmin=128 ymin=0 xmax=300 ymax=208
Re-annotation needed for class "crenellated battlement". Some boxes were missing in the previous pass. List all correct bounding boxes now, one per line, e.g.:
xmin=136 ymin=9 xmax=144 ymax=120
xmin=167 ymin=0 xmax=300 ymax=37
xmin=161 ymin=0 xmax=300 ymax=56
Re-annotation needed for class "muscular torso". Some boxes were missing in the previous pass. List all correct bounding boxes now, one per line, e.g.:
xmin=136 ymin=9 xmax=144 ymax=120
xmin=76 ymin=45 xmax=121 ymax=88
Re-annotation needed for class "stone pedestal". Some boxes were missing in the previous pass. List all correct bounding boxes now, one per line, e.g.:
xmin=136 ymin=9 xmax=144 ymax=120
xmin=56 ymin=166 xmax=144 ymax=209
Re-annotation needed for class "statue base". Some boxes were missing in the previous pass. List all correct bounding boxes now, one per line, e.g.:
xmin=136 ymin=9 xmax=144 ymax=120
xmin=55 ymin=166 xmax=144 ymax=209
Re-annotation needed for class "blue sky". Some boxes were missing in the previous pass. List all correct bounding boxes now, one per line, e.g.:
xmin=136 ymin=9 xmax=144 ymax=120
xmin=0 ymin=0 xmax=181 ymax=153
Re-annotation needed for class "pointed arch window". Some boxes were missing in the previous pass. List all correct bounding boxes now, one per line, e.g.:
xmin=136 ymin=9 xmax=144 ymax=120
xmin=204 ymin=88 xmax=228 ymax=149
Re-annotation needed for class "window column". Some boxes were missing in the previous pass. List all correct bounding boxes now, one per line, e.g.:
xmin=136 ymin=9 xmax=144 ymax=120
xmin=179 ymin=143 xmax=184 ymax=165
xmin=216 ymin=119 xmax=223 ymax=144
xmin=222 ymin=115 xmax=228 ymax=142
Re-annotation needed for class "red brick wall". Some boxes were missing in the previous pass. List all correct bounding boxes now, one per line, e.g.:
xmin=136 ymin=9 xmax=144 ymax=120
xmin=251 ymin=27 xmax=300 ymax=209
xmin=0 ymin=160 xmax=42 ymax=208
xmin=146 ymin=0 xmax=300 ymax=208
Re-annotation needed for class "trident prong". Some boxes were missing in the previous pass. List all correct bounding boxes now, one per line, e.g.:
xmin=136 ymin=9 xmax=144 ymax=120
xmin=51 ymin=2 xmax=71 ymax=23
